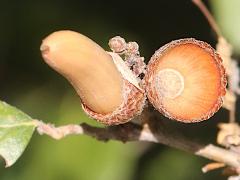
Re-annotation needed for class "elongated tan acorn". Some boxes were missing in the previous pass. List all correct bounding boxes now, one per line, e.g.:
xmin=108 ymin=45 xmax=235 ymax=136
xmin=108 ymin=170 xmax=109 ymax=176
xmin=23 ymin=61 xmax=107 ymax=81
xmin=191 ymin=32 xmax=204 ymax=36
xmin=144 ymin=38 xmax=226 ymax=123
xmin=40 ymin=30 xmax=145 ymax=125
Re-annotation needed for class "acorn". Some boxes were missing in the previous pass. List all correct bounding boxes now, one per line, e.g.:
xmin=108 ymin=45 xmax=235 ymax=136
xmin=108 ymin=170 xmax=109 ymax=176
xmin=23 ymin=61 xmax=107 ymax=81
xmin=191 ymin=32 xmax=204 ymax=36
xmin=144 ymin=38 xmax=227 ymax=123
xmin=40 ymin=30 xmax=145 ymax=125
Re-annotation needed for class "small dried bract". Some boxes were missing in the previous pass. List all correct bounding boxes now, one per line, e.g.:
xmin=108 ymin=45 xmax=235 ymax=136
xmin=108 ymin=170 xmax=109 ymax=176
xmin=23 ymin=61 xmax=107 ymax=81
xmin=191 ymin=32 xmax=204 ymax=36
xmin=109 ymin=36 xmax=146 ymax=79
xmin=108 ymin=36 xmax=127 ymax=53
xmin=217 ymin=123 xmax=240 ymax=147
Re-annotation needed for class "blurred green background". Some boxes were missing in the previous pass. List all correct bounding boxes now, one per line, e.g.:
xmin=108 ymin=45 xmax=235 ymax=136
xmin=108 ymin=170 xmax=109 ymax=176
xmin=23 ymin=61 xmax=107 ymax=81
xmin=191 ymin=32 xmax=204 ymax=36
xmin=0 ymin=0 xmax=239 ymax=180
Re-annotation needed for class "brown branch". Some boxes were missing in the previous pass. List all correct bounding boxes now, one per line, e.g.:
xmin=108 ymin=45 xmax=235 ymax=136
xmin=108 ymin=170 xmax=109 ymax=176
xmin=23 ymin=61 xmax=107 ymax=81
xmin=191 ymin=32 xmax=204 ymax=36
xmin=35 ymin=109 xmax=240 ymax=169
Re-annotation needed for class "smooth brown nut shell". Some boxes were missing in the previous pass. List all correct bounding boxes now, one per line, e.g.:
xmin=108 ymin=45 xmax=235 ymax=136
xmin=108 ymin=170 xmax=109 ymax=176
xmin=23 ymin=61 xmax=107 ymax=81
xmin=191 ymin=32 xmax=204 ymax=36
xmin=144 ymin=38 xmax=227 ymax=123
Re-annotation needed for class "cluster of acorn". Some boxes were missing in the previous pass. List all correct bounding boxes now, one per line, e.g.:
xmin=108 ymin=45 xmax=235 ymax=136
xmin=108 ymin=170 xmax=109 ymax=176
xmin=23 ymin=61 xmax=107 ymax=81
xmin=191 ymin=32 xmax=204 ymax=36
xmin=40 ymin=30 xmax=227 ymax=125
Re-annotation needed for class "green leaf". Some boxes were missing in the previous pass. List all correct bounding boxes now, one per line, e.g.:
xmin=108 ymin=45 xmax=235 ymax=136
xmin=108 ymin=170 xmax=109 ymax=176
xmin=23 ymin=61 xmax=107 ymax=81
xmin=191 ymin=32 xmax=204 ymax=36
xmin=0 ymin=101 xmax=36 ymax=167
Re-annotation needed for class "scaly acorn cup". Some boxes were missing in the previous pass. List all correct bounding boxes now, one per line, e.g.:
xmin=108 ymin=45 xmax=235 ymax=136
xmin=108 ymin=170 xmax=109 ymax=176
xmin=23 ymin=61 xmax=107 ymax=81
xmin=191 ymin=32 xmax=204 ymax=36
xmin=144 ymin=38 xmax=227 ymax=123
xmin=40 ymin=30 xmax=145 ymax=125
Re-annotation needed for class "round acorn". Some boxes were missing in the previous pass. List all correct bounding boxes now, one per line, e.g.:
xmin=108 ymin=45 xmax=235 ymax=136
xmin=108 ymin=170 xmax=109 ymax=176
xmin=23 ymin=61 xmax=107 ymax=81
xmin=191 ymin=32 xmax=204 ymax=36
xmin=40 ymin=30 xmax=145 ymax=125
xmin=144 ymin=38 xmax=227 ymax=123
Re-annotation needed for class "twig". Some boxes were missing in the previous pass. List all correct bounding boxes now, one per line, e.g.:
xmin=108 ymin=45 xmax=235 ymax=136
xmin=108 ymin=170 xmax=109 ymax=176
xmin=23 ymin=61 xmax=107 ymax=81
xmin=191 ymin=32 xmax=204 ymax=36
xmin=192 ymin=0 xmax=222 ymax=37
xmin=35 ymin=120 xmax=83 ymax=140
xmin=196 ymin=145 xmax=240 ymax=169
xmin=35 ymin=109 xmax=240 ymax=169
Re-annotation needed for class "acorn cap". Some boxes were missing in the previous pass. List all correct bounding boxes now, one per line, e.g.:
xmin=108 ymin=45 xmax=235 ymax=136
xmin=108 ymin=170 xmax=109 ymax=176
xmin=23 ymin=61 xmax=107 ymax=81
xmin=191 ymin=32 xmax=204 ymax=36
xmin=41 ymin=30 xmax=145 ymax=125
xmin=82 ymin=52 xmax=146 ymax=125
xmin=144 ymin=38 xmax=227 ymax=123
